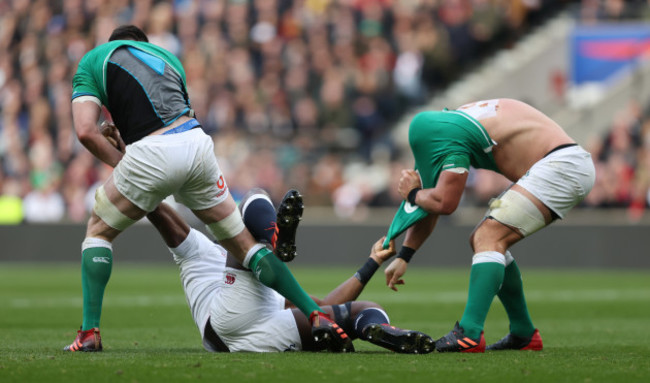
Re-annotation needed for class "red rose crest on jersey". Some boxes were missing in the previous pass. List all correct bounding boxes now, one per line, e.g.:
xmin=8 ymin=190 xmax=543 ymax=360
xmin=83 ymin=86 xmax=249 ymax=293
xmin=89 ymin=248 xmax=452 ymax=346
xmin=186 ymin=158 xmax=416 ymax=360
xmin=225 ymin=272 xmax=236 ymax=285
xmin=216 ymin=175 xmax=227 ymax=198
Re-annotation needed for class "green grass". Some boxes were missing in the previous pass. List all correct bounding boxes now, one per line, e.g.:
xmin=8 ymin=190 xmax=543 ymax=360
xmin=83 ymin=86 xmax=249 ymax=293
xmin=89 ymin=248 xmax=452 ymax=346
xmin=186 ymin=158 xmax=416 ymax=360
xmin=0 ymin=264 xmax=649 ymax=383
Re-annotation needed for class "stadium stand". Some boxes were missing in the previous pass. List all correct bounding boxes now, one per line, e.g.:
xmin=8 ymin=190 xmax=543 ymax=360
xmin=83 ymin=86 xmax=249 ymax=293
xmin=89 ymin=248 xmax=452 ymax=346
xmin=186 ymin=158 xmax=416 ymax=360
xmin=0 ymin=0 xmax=646 ymax=225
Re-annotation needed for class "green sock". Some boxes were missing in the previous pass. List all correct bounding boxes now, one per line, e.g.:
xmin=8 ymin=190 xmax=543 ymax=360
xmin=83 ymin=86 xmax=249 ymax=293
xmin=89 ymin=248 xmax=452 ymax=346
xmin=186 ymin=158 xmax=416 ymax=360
xmin=248 ymin=247 xmax=322 ymax=317
xmin=459 ymin=260 xmax=505 ymax=339
xmin=81 ymin=244 xmax=113 ymax=330
xmin=497 ymin=260 xmax=535 ymax=337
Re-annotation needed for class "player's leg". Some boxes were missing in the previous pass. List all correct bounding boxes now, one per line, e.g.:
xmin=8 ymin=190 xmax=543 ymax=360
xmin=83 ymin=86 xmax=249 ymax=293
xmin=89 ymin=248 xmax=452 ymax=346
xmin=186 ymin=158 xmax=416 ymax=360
xmin=292 ymin=301 xmax=434 ymax=354
xmin=146 ymin=200 xmax=234 ymax=352
xmin=193 ymin=192 xmax=323 ymax=316
xmin=174 ymin=129 xmax=349 ymax=349
xmin=486 ymin=250 xmax=543 ymax=351
xmin=237 ymin=188 xmax=355 ymax=351
xmin=64 ymin=176 xmax=147 ymax=352
xmin=437 ymin=184 xmax=552 ymax=353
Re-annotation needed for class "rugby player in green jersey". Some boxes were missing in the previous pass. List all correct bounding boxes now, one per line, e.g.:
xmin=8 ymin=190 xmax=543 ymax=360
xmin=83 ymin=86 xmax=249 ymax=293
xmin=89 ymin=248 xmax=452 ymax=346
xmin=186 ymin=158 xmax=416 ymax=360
xmin=383 ymin=99 xmax=595 ymax=352
xmin=64 ymin=25 xmax=350 ymax=352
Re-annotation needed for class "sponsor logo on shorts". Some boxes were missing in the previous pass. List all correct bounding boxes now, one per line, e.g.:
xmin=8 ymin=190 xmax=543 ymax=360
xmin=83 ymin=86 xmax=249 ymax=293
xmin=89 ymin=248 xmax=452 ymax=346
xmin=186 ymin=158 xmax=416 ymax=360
xmin=403 ymin=202 xmax=418 ymax=214
xmin=225 ymin=272 xmax=236 ymax=285
xmin=216 ymin=175 xmax=227 ymax=198
xmin=92 ymin=257 xmax=110 ymax=264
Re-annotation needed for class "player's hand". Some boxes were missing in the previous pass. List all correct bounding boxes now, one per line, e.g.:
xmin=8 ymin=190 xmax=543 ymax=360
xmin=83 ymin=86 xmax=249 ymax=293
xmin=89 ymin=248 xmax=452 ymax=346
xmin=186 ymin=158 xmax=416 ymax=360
xmin=100 ymin=121 xmax=125 ymax=153
xmin=384 ymin=258 xmax=407 ymax=291
xmin=370 ymin=237 xmax=395 ymax=265
xmin=398 ymin=169 xmax=422 ymax=200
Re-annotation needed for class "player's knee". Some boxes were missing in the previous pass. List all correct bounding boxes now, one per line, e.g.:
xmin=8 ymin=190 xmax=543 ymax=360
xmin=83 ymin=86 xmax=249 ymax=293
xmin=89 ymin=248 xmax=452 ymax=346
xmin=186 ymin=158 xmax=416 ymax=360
xmin=206 ymin=209 xmax=245 ymax=241
xmin=469 ymin=218 xmax=511 ymax=254
xmin=86 ymin=211 xmax=120 ymax=242
xmin=469 ymin=222 xmax=490 ymax=252
xmin=93 ymin=185 xmax=137 ymax=232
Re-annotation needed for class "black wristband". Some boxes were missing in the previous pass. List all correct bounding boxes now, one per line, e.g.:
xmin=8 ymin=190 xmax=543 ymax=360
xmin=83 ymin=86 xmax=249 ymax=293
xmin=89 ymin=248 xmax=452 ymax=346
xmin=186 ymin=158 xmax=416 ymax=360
xmin=407 ymin=187 xmax=421 ymax=205
xmin=354 ymin=258 xmax=380 ymax=285
xmin=396 ymin=246 xmax=416 ymax=263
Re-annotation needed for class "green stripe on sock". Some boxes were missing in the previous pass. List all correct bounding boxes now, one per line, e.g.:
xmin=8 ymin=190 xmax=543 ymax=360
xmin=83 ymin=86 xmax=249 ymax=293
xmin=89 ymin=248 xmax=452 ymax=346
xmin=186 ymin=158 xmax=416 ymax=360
xmin=459 ymin=262 xmax=505 ymax=339
xmin=81 ymin=247 xmax=113 ymax=330
xmin=498 ymin=260 xmax=535 ymax=337
xmin=248 ymin=247 xmax=321 ymax=317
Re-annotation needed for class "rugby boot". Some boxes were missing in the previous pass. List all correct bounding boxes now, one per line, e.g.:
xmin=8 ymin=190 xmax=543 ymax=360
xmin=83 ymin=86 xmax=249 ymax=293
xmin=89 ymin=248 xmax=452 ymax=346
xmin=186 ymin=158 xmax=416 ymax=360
xmin=63 ymin=327 xmax=103 ymax=352
xmin=274 ymin=189 xmax=303 ymax=262
xmin=362 ymin=323 xmax=435 ymax=354
xmin=310 ymin=311 xmax=355 ymax=353
xmin=435 ymin=322 xmax=485 ymax=353
xmin=486 ymin=329 xmax=543 ymax=351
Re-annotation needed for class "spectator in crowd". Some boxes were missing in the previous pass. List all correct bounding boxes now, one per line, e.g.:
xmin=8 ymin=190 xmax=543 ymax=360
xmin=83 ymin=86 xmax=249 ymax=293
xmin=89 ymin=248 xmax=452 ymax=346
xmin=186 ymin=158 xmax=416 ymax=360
xmin=0 ymin=0 xmax=584 ymax=223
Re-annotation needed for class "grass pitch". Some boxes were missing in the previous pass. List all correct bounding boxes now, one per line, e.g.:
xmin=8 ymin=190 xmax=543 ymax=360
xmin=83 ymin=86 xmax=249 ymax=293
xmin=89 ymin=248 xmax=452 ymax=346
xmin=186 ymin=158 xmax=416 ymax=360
xmin=0 ymin=264 xmax=649 ymax=383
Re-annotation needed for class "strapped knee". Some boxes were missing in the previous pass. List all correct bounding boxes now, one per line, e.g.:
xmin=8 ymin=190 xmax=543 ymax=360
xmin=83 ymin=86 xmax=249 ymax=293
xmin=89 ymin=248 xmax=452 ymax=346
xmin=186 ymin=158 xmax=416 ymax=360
xmin=486 ymin=190 xmax=545 ymax=237
xmin=93 ymin=185 xmax=136 ymax=231
xmin=206 ymin=209 xmax=245 ymax=241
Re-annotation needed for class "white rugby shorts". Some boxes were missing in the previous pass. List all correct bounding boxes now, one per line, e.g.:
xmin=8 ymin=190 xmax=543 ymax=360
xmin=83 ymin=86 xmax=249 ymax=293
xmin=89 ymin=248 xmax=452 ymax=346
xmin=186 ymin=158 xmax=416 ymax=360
xmin=113 ymin=128 xmax=228 ymax=212
xmin=175 ymin=230 xmax=302 ymax=352
xmin=209 ymin=268 xmax=302 ymax=352
xmin=517 ymin=145 xmax=595 ymax=218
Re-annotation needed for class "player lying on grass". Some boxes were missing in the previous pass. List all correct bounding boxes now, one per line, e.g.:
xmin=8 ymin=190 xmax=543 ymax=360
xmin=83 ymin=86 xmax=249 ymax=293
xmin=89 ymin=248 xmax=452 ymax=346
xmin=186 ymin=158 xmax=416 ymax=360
xmin=154 ymin=188 xmax=435 ymax=353
xmin=383 ymin=98 xmax=596 ymax=352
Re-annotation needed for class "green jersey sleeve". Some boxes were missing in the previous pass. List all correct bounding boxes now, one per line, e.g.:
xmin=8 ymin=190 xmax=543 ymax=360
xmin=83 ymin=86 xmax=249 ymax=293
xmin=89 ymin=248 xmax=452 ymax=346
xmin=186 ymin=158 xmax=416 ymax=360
xmin=72 ymin=54 xmax=101 ymax=101
xmin=441 ymin=153 xmax=470 ymax=173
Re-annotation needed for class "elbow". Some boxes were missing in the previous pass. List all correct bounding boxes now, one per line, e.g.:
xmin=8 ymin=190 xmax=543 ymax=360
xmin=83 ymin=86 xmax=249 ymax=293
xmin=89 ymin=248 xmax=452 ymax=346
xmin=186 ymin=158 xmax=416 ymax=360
xmin=438 ymin=200 xmax=459 ymax=215
xmin=75 ymin=122 xmax=98 ymax=144
xmin=77 ymin=133 xmax=93 ymax=147
xmin=76 ymin=129 xmax=94 ymax=145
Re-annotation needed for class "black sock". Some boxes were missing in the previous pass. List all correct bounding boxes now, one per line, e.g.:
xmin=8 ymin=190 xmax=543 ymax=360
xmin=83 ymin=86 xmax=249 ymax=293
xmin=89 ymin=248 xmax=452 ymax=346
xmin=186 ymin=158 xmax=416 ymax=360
xmin=354 ymin=308 xmax=390 ymax=339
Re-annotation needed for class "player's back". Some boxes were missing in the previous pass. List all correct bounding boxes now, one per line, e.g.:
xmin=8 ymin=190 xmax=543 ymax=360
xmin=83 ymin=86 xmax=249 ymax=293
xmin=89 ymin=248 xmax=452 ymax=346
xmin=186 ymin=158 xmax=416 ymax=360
xmin=73 ymin=41 xmax=191 ymax=144
xmin=472 ymin=99 xmax=575 ymax=181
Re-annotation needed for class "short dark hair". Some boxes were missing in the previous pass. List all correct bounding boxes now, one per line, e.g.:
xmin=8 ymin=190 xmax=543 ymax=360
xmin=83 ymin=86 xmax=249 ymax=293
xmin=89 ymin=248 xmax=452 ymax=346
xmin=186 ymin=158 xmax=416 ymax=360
xmin=109 ymin=25 xmax=148 ymax=42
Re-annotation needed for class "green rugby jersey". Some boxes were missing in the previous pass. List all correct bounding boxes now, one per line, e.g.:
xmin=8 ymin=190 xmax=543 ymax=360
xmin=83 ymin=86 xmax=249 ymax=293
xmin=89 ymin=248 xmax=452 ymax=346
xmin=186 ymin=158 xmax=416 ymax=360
xmin=383 ymin=109 xmax=499 ymax=248
xmin=409 ymin=109 xmax=498 ymax=188
xmin=72 ymin=40 xmax=191 ymax=144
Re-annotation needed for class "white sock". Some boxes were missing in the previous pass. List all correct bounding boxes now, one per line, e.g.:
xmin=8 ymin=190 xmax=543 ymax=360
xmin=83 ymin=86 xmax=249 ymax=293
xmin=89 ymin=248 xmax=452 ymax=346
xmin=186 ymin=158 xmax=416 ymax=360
xmin=169 ymin=228 xmax=200 ymax=264
xmin=472 ymin=251 xmax=506 ymax=266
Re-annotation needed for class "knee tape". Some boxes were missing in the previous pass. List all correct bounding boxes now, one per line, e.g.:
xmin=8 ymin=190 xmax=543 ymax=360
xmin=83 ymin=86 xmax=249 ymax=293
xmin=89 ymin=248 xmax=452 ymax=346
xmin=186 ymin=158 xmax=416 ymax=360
xmin=93 ymin=185 xmax=136 ymax=231
xmin=486 ymin=190 xmax=545 ymax=237
xmin=207 ymin=209 xmax=245 ymax=241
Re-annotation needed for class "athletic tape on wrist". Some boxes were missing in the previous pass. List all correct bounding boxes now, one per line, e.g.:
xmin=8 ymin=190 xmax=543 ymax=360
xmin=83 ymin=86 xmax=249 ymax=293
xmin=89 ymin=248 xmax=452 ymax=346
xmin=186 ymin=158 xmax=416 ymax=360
xmin=407 ymin=187 xmax=421 ymax=206
xmin=396 ymin=246 xmax=415 ymax=263
xmin=354 ymin=258 xmax=379 ymax=285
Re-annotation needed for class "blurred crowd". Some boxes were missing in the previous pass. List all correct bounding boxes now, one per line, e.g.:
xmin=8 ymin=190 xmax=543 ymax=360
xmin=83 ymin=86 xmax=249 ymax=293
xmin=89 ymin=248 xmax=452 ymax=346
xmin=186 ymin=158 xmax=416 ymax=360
xmin=584 ymin=101 xmax=650 ymax=221
xmin=0 ymin=0 xmax=641 ymax=226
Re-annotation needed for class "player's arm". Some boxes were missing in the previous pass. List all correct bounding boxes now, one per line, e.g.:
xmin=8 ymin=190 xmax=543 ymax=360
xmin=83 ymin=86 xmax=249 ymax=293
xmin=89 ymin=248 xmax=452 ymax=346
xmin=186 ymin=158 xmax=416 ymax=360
xmin=72 ymin=101 xmax=124 ymax=168
xmin=384 ymin=214 xmax=438 ymax=291
xmin=398 ymin=169 xmax=468 ymax=216
xmin=284 ymin=237 xmax=396 ymax=309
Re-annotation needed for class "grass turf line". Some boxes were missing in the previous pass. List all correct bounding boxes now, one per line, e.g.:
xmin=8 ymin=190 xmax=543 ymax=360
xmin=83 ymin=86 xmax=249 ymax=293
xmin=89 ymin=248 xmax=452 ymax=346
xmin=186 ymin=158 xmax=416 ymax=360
xmin=0 ymin=264 xmax=649 ymax=383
